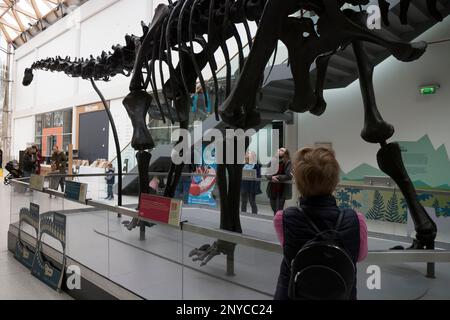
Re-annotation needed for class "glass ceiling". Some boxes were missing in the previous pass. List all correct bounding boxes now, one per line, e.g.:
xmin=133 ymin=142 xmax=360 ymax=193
xmin=0 ymin=0 xmax=62 ymax=44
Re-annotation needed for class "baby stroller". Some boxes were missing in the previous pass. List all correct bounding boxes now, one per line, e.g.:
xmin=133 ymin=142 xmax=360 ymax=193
xmin=4 ymin=160 xmax=23 ymax=185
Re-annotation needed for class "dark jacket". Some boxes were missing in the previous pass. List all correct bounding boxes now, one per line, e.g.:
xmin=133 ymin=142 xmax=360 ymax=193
xmin=105 ymin=168 xmax=115 ymax=185
xmin=22 ymin=153 xmax=35 ymax=172
xmin=51 ymin=151 xmax=67 ymax=174
xmin=274 ymin=195 xmax=361 ymax=300
xmin=266 ymin=159 xmax=292 ymax=200
xmin=241 ymin=163 xmax=262 ymax=194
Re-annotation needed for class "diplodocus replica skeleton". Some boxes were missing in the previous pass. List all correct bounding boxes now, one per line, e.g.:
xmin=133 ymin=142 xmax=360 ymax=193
xmin=23 ymin=0 xmax=444 ymax=266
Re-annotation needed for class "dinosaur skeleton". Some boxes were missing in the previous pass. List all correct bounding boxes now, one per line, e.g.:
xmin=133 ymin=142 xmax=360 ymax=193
xmin=23 ymin=0 xmax=443 ymax=269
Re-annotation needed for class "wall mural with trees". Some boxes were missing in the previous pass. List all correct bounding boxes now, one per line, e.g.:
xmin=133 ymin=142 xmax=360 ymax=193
xmin=334 ymin=134 xmax=450 ymax=224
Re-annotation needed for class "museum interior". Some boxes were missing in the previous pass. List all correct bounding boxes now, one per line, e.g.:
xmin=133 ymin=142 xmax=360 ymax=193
xmin=0 ymin=0 xmax=449 ymax=301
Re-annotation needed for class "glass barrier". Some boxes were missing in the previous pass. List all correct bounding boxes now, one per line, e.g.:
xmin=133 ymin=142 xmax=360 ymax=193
xmin=40 ymin=170 xmax=450 ymax=244
xmin=7 ymin=176 xmax=450 ymax=300
xmin=181 ymin=228 xmax=281 ymax=300
xmin=15 ymin=169 xmax=450 ymax=244
xmin=106 ymin=212 xmax=183 ymax=299
xmin=9 ymin=178 xmax=35 ymax=235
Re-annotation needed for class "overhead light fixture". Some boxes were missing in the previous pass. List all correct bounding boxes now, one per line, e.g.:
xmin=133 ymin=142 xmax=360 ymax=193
xmin=420 ymin=84 xmax=440 ymax=95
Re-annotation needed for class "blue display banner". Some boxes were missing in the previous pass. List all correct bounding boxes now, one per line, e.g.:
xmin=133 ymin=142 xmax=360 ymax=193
xmin=14 ymin=203 xmax=40 ymax=269
xmin=64 ymin=180 xmax=87 ymax=202
xmin=188 ymin=147 xmax=217 ymax=208
xmin=31 ymin=212 xmax=67 ymax=291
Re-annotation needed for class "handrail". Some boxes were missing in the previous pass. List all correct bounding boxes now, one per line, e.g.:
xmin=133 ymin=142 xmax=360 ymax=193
xmin=34 ymin=172 xmax=450 ymax=197
xmin=9 ymin=179 xmax=450 ymax=264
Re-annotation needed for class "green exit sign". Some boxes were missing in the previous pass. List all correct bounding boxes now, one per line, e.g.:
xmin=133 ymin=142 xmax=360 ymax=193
xmin=420 ymin=85 xmax=440 ymax=95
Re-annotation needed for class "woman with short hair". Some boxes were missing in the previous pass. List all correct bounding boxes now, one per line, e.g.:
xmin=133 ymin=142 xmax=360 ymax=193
xmin=273 ymin=146 xmax=368 ymax=300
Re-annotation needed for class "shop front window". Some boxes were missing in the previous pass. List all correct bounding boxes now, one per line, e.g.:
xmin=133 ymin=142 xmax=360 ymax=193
xmin=44 ymin=112 xmax=53 ymax=128
xmin=35 ymin=109 xmax=73 ymax=159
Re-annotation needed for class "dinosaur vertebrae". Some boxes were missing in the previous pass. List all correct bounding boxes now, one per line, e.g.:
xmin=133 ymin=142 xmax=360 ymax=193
xmin=23 ymin=0 xmax=443 ymax=87
xmin=22 ymin=32 xmax=143 ymax=86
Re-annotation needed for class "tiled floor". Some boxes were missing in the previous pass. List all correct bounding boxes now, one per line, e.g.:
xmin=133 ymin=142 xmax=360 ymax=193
xmin=0 ymin=178 xmax=71 ymax=300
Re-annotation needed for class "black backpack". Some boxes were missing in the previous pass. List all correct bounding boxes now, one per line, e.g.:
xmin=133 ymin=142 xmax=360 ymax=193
xmin=288 ymin=208 xmax=356 ymax=300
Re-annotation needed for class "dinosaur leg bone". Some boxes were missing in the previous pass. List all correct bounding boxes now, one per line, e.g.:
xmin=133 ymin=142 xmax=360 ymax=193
xmin=219 ymin=0 xmax=298 ymax=128
xmin=377 ymin=143 xmax=437 ymax=249
xmin=122 ymin=90 xmax=155 ymax=151
xmin=353 ymin=40 xmax=395 ymax=143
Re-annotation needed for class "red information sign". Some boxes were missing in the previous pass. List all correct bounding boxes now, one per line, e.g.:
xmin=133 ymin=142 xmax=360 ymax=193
xmin=138 ymin=193 xmax=182 ymax=227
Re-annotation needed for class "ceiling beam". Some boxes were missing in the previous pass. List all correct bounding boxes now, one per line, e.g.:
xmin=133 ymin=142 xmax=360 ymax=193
xmin=14 ymin=7 xmax=39 ymax=21
xmin=10 ymin=9 xmax=26 ymax=32
xmin=0 ymin=17 xmax=21 ymax=32
xmin=0 ymin=0 xmax=79 ymax=46
xmin=30 ymin=0 xmax=43 ymax=19
xmin=0 ymin=22 xmax=12 ymax=43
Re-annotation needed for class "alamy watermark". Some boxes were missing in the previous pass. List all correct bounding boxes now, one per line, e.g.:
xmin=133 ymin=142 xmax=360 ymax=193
xmin=170 ymin=124 xmax=280 ymax=175
xmin=66 ymin=265 xmax=81 ymax=290
xmin=340 ymin=3 xmax=382 ymax=30
xmin=366 ymin=265 xmax=381 ymax=290
xmin=366 ymin=5 xmax=382 ymax=30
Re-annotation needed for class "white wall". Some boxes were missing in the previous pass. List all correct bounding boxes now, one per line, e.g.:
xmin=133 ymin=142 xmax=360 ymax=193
xmin=77 ymin=0 xmax=152 ymax=96
xmin=107 ymin=98 xmax=133 ymax=161
xmin=11 ymin=116 xmax=34 ymax=160
xmin=298 ymin=16 xmax=450 ymax=174
xmin=11 ymin=0 xmax=257 ymax=159
xmin=35 ymin=29 xmax=77 ymax=108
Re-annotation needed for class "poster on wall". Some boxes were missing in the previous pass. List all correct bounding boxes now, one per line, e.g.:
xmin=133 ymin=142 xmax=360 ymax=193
xmin=14 ymin=203 xmax=40 ymax=269
xmin=187 ymin=147 xmax=217 ymax=208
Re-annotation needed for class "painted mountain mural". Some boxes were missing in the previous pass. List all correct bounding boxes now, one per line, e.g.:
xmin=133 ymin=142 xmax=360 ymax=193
xmin=342 ymin=163 xmax=384 ymax=181
xmin=341 ymin=135 xmax=450 ymax=190
xmin=398 ymin=135 xmax=450 ymax=190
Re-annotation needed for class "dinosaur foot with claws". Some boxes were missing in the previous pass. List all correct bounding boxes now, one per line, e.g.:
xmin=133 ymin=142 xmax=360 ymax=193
xmin=189 ymin=240 xmax=237 ymax=267
xmin=122 ymin=218 xmax=156 ymax=231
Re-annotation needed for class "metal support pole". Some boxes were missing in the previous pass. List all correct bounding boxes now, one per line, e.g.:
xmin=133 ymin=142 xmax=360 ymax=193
xmin=226 ymin=252 xmax=235 ymax=276
xmin=426 ymin=262 xmax=436 ymax=279
xmin=90 ymin=78 xmax=123 ymax=214
xmin=139 ymin=223 xmax=146 ymax=241
xmin=1 ymin=44 xmax=13 ymax=166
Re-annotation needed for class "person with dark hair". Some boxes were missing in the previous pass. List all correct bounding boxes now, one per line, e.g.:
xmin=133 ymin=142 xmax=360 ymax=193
xmin=266 ymin=147 xmax=292 ymax=214
xmin=22 ymin=148 xmax=36 ymax=178
xmin=191 ymin=83 xmax=212 ymax=121
xmin=50 ymin=145 xmax=67 ymax=192
xmin=104 ymin=163 xmax=115 ymax=200
xmin=32 ymin=145 xmax=43 ymax=175
xmin=241 ymin=151 xmax=262 ymax=214
xmin=273 ymin=146 xmax=368 ymax=300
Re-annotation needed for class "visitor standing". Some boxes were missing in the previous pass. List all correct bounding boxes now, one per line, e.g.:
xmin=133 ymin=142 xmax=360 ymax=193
xmin=104 ymin=163 xmax=115 ymax=200
xmin=22 ymin=148 xmax=36 ymax=178
xmin=266 ymin=147 xmax=292 ymax=214
xmin=241 ymin=151 xmax=262 ymax=214
xmin=50 ymin=145 xmax=67 ymax=192
xmin=191 ymin=83 xmax=211 ymax=121
xmin=273 ymin=146 xmax=368 ymax=300
xmin=32 ymin=145 xmax=43 ymax=175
